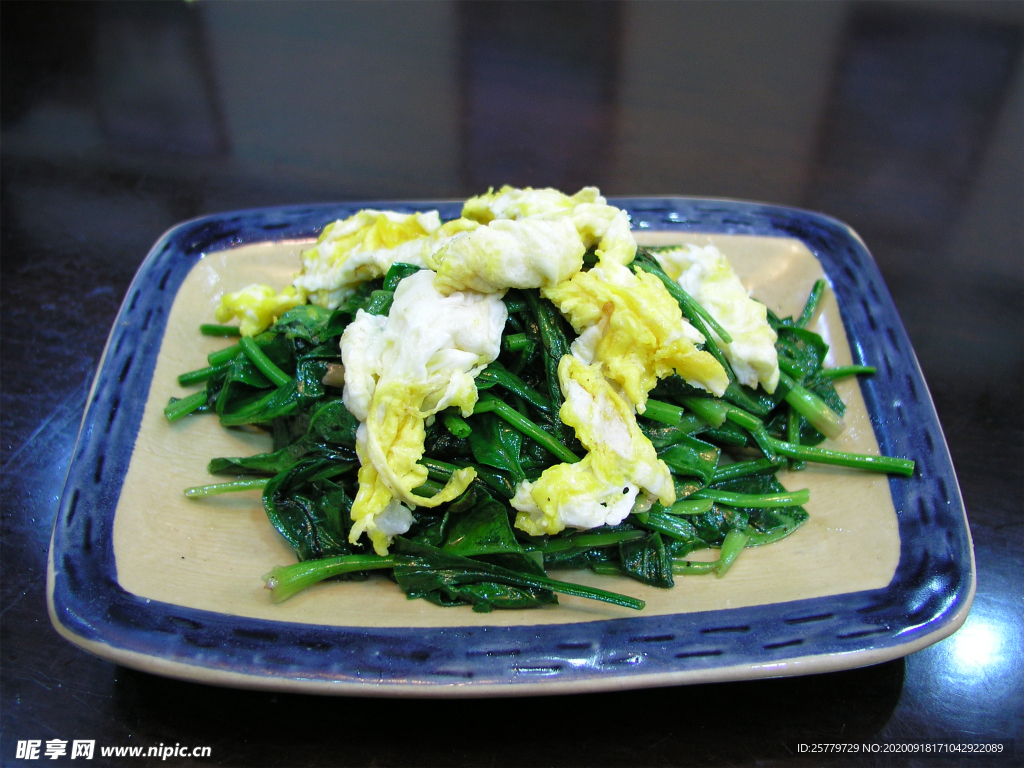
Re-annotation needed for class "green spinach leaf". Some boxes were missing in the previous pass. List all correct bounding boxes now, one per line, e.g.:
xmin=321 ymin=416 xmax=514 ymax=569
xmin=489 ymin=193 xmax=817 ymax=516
xmin=619 ymin=532 xmax=674 ymax=588
xmin=658 ymin=435 xmax=720 ymax=484
xmin=442 ymin=491 xmax=523 ymax=557
xmin=273 ymin=304 xmax=335 ymax=344
xmin=468 ymin=412 xmax=525 ymax=481
xmin=263 ymin=458 xmax=358 ymax=561
xmin=209 ymin=399 xmax=358 ymax=475
xmin=392 ymin=539 xmax=556 ymax=612
xmin=383 ymin=262 xmax=422 ymax=290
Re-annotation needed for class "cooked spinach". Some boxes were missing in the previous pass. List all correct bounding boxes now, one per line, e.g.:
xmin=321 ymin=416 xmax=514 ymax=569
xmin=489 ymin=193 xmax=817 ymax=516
xmin=467 ymin=412 xmax=526 ymax=482
xmin=171 ymin=252 xmax=914 ymax=611
xmin=619 ymin=532 xmax=674 ymax=588
xmin=262 ymin=457 xmax=357 ymax=562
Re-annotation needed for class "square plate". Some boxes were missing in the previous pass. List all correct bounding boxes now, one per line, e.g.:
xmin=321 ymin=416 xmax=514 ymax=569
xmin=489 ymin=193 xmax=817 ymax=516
xmin=47 ymin=198 xmax=974 ymax=696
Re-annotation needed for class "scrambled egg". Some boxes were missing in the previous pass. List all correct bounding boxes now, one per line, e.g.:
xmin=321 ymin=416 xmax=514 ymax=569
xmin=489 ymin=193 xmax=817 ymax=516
xmin=445 ymin=185 xmax=637 ymax=283
xmin=655 ymin=244 xmax=779 ymax=393
xmin=423 ymin=186 xmax=630 ymax=296
xmin=431 ymin=186 xmax=727 ymax=411
xmin=207 ymin=188 xmax=777 ymax=550
xmin=427 ymin=216 xmax=585 ymax=294
xmin=294 ymin=210 xmax=478 ymax=309
xmin=214 ymin=284 xmax=307 ymax=337
xmin=215 ymin=210 xmax=478 ymax=336
xmin=512 ymin=355 xmax=675 ymax=535
xmin=340 ymin=270 xmax=506 ymax=554
xmin=462 ymin=185 xmax=598 ymax=222
xmin=542 ymin=261 xmax=729 ymax=411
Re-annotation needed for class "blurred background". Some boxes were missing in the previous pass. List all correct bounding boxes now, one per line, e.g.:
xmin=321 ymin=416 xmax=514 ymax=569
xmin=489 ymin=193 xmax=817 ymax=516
xmin=2 ymin=1 xmax=1021 ymax=765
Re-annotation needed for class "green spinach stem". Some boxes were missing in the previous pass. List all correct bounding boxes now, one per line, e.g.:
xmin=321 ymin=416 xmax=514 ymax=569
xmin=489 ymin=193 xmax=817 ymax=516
xmin=208 ymin=343 xmax=243 ymax=366
xmin=239 ymin=337 xmax=292 ymax=388
xmin=177 ymin=362 xmax=231 ymax=387
xmin=474 ymin=396 xmax=580 ymax=463
xmin=823 ymin=365 xmax=877 ymax=380
xmin=644 ymin=398 xmax=684 ymax=426
xmin=184 ymin=478 xmax=269 ymax=497
xmin=796 ymin=279 xmax=826 ymax=328
xmin=780 ymin=372 xmax=845 ymax=439
xmin=164 ymin=390 xmax=207 ymax=422
xmin=200 ymin=324 xmax=242 ymax=337
xmin=690 ymin=488 xmax=810 ymax=508
xmin=264 ymin=555 xmax=397 ymax=603
xmin=768 ymin=437 xmax=915 ymax=476
xmin=716 ymin=528 xmax=751 ymax=577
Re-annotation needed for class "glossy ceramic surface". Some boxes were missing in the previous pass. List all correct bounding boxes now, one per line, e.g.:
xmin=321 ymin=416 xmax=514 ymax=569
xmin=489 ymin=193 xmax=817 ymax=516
xmin=110 ymin=232 xmax=898 ymax=631
xmin=47 ymin=198 xmax=974 ymax=695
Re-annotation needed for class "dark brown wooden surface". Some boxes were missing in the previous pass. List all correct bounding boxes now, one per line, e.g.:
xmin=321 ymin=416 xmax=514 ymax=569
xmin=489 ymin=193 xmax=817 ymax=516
xmin=2 ymin=2 xmax=1021 ymax=766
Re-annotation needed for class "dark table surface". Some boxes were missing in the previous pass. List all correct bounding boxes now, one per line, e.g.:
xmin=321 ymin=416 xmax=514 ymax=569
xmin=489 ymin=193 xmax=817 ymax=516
xmin=2 ymin=2 xmax=1022 ymax=766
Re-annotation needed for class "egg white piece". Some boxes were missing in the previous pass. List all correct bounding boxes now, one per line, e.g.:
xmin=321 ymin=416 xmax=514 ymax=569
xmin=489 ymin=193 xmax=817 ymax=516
xmin=295 ymin=210 xmax=479 ymax=309
xmin=542 ymin=259 xmax=728 ymax=411
xmin=339 ymin=311 xmax=388 ymax=422
xmin=373 ymin=271 xmax=507 ymax=412
xmin=512 ymin=355 xmax=674 ymax=536
xmin=512 ymin=480 xmax=640 ymax=534
xmin=373 ymin=499 xmax=416 ymax=539
xmin=462 ymin=185 xmax=637 ymax=267
xmin=340 ymin=270 xmax=507 ymax=553
xmin=560 ymin=362 xmax=674 ymax=506
xmin=428 ymin=216 xmax=585 ymax=294
xmin=655 ymin=244 xmax=780 ymax=393
xmin=463 ymin=184 xmax=602 ymax=221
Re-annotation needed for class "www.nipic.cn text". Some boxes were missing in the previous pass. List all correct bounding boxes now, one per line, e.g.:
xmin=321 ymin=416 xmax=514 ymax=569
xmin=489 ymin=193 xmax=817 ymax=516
xmin=15 ymin=740 xmax=212 ymax=760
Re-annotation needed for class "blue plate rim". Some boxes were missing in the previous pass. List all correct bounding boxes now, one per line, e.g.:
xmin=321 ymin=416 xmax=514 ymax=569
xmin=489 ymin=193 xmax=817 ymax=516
xmin=46 ymin=197 xmax=975 ymax=696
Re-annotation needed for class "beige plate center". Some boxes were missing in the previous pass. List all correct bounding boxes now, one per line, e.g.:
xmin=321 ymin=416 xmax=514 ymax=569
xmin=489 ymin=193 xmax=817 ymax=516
xmin=112 ymin=232 xmax=899 ymax=628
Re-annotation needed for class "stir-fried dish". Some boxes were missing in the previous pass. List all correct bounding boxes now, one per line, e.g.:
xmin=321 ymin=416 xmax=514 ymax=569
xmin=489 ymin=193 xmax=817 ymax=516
xmin=166 ymin=186 xmax=914 ymax=612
